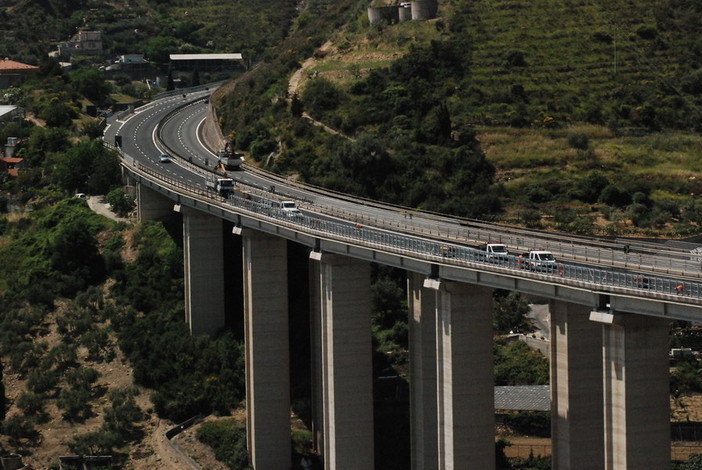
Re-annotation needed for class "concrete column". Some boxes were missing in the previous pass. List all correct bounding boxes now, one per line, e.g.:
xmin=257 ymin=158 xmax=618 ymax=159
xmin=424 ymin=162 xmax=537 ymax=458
xmin=426 ymin=279 xmax=494 ymax=470
xmin=600 ymin=313 xmax=670 ymax=470
xmin=408 ymin=272 xmax=438 ymax=470
xmin=550 ymin=300 xmax=604 ymax=470
xmin=136 ymin=182 xmax=173 ymax=222
xmin=309 ymin=257 xmax=324 ymax=455
xmin=310 ymin=252 xmax=374 ymax=470
xmin=182 ymin=209 xmax=225 ymax=336
xmin=242 ymin=229 xmax=291 ymax=470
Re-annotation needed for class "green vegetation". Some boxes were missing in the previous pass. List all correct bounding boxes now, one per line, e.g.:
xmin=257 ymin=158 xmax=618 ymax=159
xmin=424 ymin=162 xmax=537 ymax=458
xmin=196 ymin=419 xmax=251 ymax=470
xmin=214 ymin=0 xmax=702 ymax=237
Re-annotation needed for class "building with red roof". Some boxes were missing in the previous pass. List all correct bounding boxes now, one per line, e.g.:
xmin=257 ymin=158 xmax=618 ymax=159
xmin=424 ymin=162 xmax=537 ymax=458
xmin=0 ymin=59 xmax=38 ymax=89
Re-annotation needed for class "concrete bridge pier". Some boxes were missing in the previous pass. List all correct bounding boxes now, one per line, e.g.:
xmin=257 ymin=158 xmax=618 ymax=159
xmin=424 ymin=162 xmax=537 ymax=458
xmin=550 ymin=300 xmax=604 ymax=470
xmin=596 ymin=312 xmax=671 ymax=470
xmin=242 ymin=229 xmax=291 ymax=470
xmin=424 ymin=279 xmax=494 ymax=470
xmin=136 ymin=182 xmax=174 ymax=222
xmin=309 ymin=252 xmax=374 ymax=470
xmin=179 ymin=207 xmax=226 ymax=336
xmin=408 ymin=272 xmax=438 ymax=470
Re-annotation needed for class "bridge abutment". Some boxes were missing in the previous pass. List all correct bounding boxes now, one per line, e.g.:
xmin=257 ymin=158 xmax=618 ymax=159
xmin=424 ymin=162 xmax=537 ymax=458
xmin=424 ymin=279 xmax=495 ymax=470
xmin=242 ymin=229 xmax=292 ymax=469
xmin=550 ymin=300 xmax=605 ymax=470
xmin=310 ymin=252 xmax=374 ymax=470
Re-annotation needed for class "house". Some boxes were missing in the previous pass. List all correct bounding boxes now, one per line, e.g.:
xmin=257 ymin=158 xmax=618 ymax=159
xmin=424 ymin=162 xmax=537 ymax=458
xmin=57 ymin=30 xmax=103 ymax=60
xmin=0 ymin=59 xmax=38 ymax=89
xmin=0 ymin=156 xmax=26 ymax=177
xmin=0 ymin=105 xmax=23 ymax=124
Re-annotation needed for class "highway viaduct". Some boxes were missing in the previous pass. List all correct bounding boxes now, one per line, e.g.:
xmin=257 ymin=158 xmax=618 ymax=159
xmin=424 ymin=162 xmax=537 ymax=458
xmin=108 ymin=90 xmax=702 ymax=470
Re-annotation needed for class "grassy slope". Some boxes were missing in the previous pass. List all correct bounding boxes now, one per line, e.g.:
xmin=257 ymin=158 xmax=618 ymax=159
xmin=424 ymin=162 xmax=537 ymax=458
xmin=295 ymin=0 xmax=702 ymax=237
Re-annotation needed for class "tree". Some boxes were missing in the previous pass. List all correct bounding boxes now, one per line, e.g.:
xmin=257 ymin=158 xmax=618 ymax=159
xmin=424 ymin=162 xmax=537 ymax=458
xmin=102 ymin=387 xmax=143 ymax=439
xmin=301 ymin=77 xmax=344 ymax=116
xmin=53 ymin=139 xmax=120 ymax=194
xmin=681 ymin=454 xmax=702 ymax=470
xmin=69 ymin=68 xmax=112 ymax=105
xmin=166 ymin=70 xmax=175 ymax=91
xmin=38 ymin=96 xmax=76 ymax=127
xmin=106 ymin=188 xmax=135 ymax=217
xmin=57 ymin=386 xmax=92 ymax=422
xmin=16 ymin=391 xmax=46 ymax=419
xmin=493 ymin=290 xmax=533 ymax=334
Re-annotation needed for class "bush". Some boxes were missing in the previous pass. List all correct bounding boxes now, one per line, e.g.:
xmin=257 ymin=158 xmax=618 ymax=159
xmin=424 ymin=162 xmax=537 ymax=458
xmin=518 ymin=209 xmax=542 ymax=228
xmin=567 ymin=132 xmax=589 ymax=150
xmin=301 ymin=77 xmax=344 ymax=117
xmin=196 ymin=419 xmax=251 ymax=469
xmin=26 ymin=368 xmax=58 ymax=394
xmin=503 ymin=411 xmax=551 ymax=437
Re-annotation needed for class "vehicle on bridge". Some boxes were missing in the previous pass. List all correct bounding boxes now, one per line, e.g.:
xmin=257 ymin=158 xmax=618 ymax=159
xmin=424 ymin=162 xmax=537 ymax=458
xmin=215 ymin=146 xmax=243 ymax=173
xmin=477 ymin=242 xmax=509 ymax=262
xmin=206 ymin=177 xmax=235 ymax=196
xmin=518 ymin=250 xmax=557 ymax=272
xmin=280 ymin=200 xmax=303 ymax=218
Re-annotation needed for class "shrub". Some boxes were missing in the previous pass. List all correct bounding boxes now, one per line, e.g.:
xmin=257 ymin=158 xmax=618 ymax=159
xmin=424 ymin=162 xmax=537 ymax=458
xmin=518 ymin=209 xmax=542 ymax=228
xmin=504 ymin=50 xmax=527 ymax=67
xmin=301 ymin=77 xmax=344 ymax=117
xmin=503 ymin=411 xmax=551 ymax=437
xmin=26 ymin=368 xmax=58 ymax=394
xmin=196 ymin=419 xmax=251 ymax=469
xmin=567 ymin=132 xmax=589 ymax=150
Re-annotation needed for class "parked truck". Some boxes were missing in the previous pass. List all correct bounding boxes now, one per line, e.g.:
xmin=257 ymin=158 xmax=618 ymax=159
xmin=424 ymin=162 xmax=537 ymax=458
xmin=206 ymin=177 xmax=235 ymax=196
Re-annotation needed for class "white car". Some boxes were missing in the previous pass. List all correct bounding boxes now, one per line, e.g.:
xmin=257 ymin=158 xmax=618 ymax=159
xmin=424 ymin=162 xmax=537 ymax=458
xmin=159 ymin=153 xmax=171 ymax=163
xmin=281 ymin=200 xmax=303 ymax=218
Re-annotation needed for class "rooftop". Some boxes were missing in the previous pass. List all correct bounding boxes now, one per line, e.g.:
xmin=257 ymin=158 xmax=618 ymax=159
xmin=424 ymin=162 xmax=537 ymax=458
xmin=0 ymin=106 xmax=16 ymax=119
xmin=169 ymin=53 xmax=242 ymax=61
xmin=0 ymin=59 xmax=38 ymax=71
xmin=494 ymin=385 xmax=550 ymax=411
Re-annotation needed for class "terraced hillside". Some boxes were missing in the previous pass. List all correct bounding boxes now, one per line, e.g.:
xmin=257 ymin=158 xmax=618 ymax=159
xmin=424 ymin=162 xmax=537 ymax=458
xmin=456 ymin=0 xmax=701 ymax=130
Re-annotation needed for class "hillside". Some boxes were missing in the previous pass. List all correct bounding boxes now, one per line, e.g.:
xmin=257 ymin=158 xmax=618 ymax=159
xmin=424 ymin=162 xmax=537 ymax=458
xmin=217 ymin=0 xmax=702 ymax=238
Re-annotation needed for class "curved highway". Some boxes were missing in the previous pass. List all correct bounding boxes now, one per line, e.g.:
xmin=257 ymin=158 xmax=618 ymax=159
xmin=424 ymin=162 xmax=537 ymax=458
xmin=103 ymin=85 xmax=702 ymax=313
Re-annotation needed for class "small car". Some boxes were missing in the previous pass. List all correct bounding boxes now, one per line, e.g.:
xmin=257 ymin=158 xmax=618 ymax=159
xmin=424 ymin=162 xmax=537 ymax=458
xmin=159 ymin=153 xmax=171 ymax=163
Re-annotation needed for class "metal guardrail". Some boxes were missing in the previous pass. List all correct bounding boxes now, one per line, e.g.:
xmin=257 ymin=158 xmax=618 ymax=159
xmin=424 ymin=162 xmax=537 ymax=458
xmin=143 ymin=90 xmax=702 ymax=280
xmin=113 ymin=150 xmax=702 ymax=303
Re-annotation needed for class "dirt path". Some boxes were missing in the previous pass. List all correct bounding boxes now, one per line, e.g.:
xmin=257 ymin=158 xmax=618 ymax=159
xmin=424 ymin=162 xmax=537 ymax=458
xmin=86 ymin=195 xmax=130 ymax=222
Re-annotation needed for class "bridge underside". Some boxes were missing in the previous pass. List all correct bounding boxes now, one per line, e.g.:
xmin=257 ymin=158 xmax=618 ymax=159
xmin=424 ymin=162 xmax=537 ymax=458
xmin=136 ymin=179 xmax=674 ymax=470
